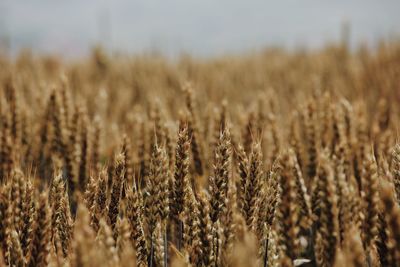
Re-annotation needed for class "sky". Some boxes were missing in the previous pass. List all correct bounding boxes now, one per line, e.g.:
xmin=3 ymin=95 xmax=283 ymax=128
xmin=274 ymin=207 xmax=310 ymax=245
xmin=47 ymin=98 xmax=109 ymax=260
xmin=1 ymin=0 xmax=400 ymax=58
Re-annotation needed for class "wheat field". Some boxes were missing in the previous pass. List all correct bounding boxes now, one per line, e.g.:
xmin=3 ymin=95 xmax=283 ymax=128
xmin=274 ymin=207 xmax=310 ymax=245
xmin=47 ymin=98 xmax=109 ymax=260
xmin=0 ymin=43 xmax=400 ymax=267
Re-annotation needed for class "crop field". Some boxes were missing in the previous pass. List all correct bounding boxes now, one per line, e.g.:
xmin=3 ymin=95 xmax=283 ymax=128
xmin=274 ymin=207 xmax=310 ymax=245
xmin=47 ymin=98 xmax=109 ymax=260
xmin=0 ymin=43 xmax=400 ymax=267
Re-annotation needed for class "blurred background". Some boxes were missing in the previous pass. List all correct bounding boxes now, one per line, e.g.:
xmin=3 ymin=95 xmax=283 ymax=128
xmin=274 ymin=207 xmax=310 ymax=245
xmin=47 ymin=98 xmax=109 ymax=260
xmin=1 ymin=0 xmax=400 ymax=59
